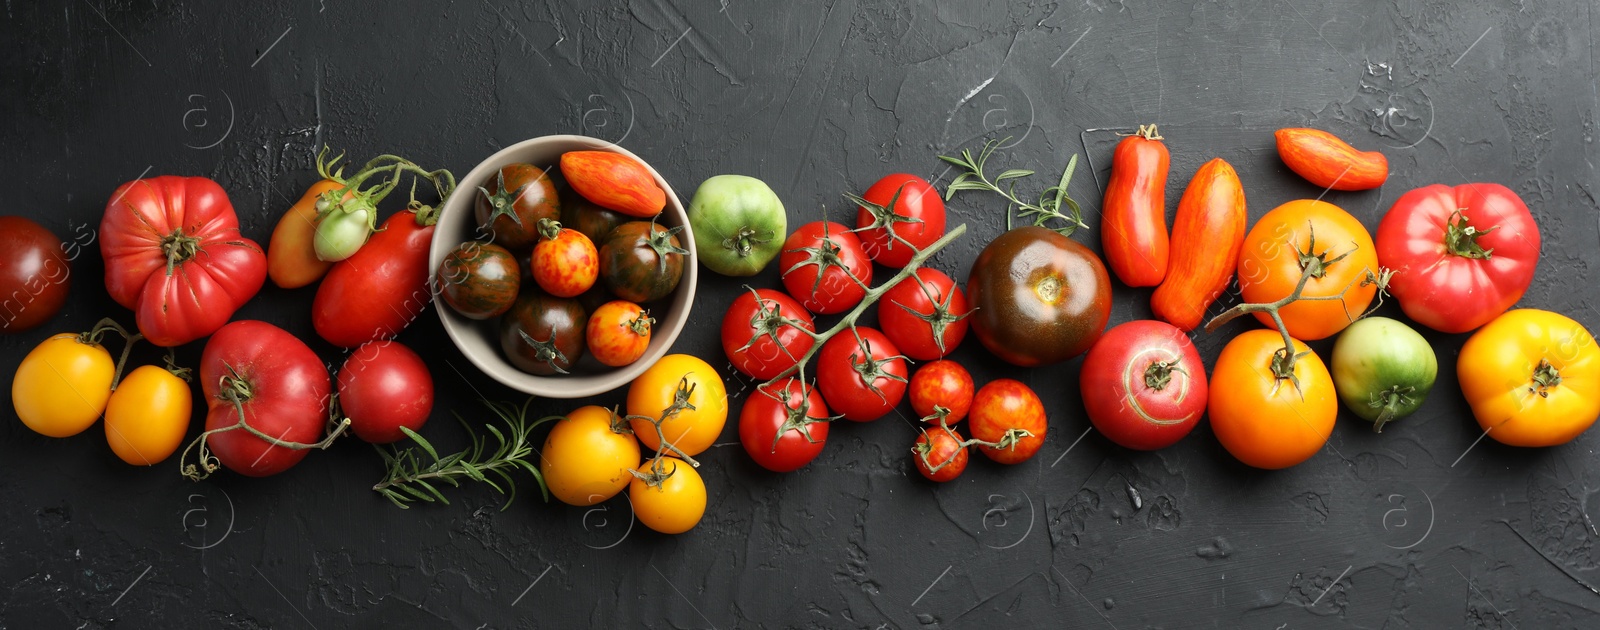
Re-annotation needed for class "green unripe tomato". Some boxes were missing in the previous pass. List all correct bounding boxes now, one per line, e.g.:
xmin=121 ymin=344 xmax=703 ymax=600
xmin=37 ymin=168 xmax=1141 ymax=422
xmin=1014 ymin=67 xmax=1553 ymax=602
xmin=313 ymin=206 xmax=374 ymax=262
xmin=1330 ymin=316 xmax=1438 ymax=432
xmin=687 ymin=175 xmax=786 ymax=277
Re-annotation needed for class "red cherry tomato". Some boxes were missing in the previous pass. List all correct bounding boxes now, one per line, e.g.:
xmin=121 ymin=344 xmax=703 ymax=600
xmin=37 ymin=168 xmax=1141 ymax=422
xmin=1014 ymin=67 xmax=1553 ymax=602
xmin=779 ymin=221 xmax=872 ymax=315
xmin=531 ymin=220 xmax=599 ymax=298
xmin=337 ymin=341 xmax=434 ymax=444
xmin=879 ymin=268 xmax=970 ymax=360
xmin=1079 ymin=320 xmax=1208 ymax=450
xmin=853 ymin=174 xmax=947 ymax=268
xmin=968 ymin=379 xmax=1047 ymax=464
xmin=739 ymin=378 xmax=832 ymax=472
xmin=912 ymin=425 xmax=969 ymax=482
xmin=720 ymin=289 xmax=816 ymax=380
xmin=816 ymin=327 xmax=907 ymax=422
xmin=908 ymin=360 xmax=974 ymax=423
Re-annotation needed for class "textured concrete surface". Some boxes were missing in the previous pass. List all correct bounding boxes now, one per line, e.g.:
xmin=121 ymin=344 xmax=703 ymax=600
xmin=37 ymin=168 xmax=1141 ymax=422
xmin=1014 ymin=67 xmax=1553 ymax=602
xmin=2 ymin=0 xmax=1599 ymax=627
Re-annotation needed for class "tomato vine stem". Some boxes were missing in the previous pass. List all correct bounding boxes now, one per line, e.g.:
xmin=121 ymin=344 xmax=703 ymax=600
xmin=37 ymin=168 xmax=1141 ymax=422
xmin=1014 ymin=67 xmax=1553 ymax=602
xmin=179 ymin=363 xmax=352 ymax=482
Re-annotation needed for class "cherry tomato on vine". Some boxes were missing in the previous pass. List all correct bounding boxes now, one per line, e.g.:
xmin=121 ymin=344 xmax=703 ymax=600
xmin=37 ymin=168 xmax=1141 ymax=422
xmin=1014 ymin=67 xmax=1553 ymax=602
xmin=908 ymin=360 xmax=974 ymax=423
xmin=13 ymin=332 xmax=114 ymax=438
xmin=739 ymin=379 xmax=832 ymax=473
xmin=587 ymin=300 xmax=653 ymax=367
xmin=720 ymin=288 xmax=816 ymax=381
xmin=629 ymin=456 xmax=706 ymax=534
xmin=780 ymin=221 xmax=872 ymax=315
xmin=851 ymin=174 xmax=946 ymax=268
xmin=912 ymin=425 xmax=969 ymax=482
xmin=968 ymin=379 xmax=1047 ymax=464
xmin=879 ymin=268 xmax=970 ymax=360
xmin=541 ymin=406 xmax=642 ymax=506
xmin=816 ymin=327 xmax=908 ymax=422
xmin=531 ymin=219 xmax=599 ymax=298
xmin=627 ymin=354 xmax=728 ymax=457
xmin=105 ymin=364 xmax=192 ymax=465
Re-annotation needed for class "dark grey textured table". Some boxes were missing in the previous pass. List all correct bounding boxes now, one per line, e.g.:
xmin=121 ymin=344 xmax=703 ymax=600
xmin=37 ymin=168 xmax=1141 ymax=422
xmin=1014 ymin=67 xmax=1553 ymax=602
xmin=3 ymin=1 xmax=1597 ymax=628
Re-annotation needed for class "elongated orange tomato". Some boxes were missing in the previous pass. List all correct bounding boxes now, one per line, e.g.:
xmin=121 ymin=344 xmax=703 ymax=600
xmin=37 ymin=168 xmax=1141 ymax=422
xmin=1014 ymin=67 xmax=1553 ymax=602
xmin=1150 ymin=158 xmax=1246 ymax=331
xmin=268 ymin=179 xmax=344 ymax=289
xmin=560 ymin=151 xmax=666 ymax=218
xmin=1275 ymin=128 xmax=1387 ymax=191
xmin=1101 ymin=124 xmax=1170 ymax=287
xmin=1209 ymin=329 xmax=1336 ymax=469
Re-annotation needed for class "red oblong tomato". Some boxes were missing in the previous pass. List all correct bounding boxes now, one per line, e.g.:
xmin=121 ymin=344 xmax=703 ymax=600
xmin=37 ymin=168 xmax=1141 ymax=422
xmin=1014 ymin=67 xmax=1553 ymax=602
xmin=853 ymin=174 xmax=946 ymax=268
xmin=721 ymin=288 xmax=816 ymax=380
xmin=532 ymin=220 xmax=599 ymax=298
xmin=338 ymin=340 xmax=434 ymax=444
xmin=314 ymin=209 xmax=435 ymax=348
xmin=816 ymin=327 xmax=907 ymax=422
xmin=1275 ymin=128 xmax=1388 ymax=191
xmin=0 ymin=216 xmax=71 ymax=333
xmin=1101 ymin=125 xmax=1170 ymax=287
xmin=912 ymin=425 xmax=969 ymax=483
xmin=781 ymin=221 xmax=873 ymax=315
xmin=739 ymin=378 xmax=832 ymax=472
xmin=909 ymin=360 xmax=974 ymax=423
xmin=1376 ymin=183 xmax=1540 ymax=334
xmin=1079 ymin=320 xmax=1207 ymax=450
xmin=1151 ymin=158 xmax=1247 ymax=332
xmin=967 ymin=226 xmax=1112 ymax=366
xmin=100 ymin=176 xmax=266 ymax=347
xmin=968 ymin=379 xmax=1047 ymax=464
xmin=879 ymin=268 xmax=970 ymax=360
xmin=200 ymin=321 xmax=330 ymax=477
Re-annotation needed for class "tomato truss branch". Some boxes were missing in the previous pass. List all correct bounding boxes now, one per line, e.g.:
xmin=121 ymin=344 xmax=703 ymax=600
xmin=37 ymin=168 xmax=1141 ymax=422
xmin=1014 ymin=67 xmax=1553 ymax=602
xmin=626 ymin=377 xmax=703 ymax=488
xmin=180 ymin=363 xmax=352 ymax=482
xmin=913 ymin=411 xmax=1032 ymax=474
xmin=80 ymin=318 xmax=143 ymax=390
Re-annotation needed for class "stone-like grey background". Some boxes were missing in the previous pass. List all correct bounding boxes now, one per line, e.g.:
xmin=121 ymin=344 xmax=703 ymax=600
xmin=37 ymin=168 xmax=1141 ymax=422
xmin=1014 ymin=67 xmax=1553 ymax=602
xmin=2 ymin=0 xmax=1597 ymax=627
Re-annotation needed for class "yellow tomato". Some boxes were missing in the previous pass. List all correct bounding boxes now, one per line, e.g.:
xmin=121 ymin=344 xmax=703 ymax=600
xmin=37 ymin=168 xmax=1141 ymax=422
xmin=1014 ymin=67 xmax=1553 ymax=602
xmin=540 ymin=406 xmax=641 ymax=506
xmin=627 ymin=354 xmax=727 ymax=456
xmin=104 ymin=365 xmax=193 ymax=465
xmin=1207 ymin=329 xmax=1338 ymax=469
xmin=1458 ymin=309 xmax=1600 ymax=447
xmin=628 ymin=457 xmax=706 ymax=534
xmin=12 ymin=333 xmax=114 ymax=437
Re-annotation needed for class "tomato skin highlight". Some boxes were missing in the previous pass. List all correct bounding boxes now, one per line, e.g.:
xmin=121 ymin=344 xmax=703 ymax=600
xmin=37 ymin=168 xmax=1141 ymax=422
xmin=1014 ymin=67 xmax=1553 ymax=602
xmin=1375 ymin=183 xmax=1540 ymax=334
xmin=0 ymin=216 xmax=71 ymax=333
xmin=1150 ymin=158 xmax=1247 ymax=332
xmin=1458 ymin=309 xmax=1600 ymax=447
xmin=104 ymin=365 xmax=192 ymax=465
xmin=879 ymin=268 xmax=970 ymax=361
xmin=267 ymin=179 xmax=344 ymax=289
xmin=909 ymin=360 xmax=974 ymax=423
xmin=313 ymin=209 xmax=435 ymax=348
xmin=1208 ymin=330 xmax=1336 ymax=470
xmin=780 ymin=221 xmax=872 ymax=315
xmin=337 ymin=341 xmax=434 ymax=444
xmin=1274 ymin=128 xmax=1388 ymax=191
xmin=913 ymin=426 xmax=969 ymax=482
xmin=1100 ymin=126 xmax=1170 ymax=287
xmin=968 ymin=379 xmax=1047 ymax=464
xmin=720 ymin=289 xmax=815 ymax=380
xmin=854 ymin=174 xmax=946 ymax=269
xmin=100 ymin=176 xmax=267 ymax=347
xmin=1080 ymin=320 xmax=1207 ymax=451
xmin=201 ymin=321 xmax=331 ymax=477
xmin=12 ymin=333 xmax=114 ymax=437
xmin=816 ymin=327 xmax=908 ymax=422
xmin=1238 ymin=199 xmax=1378 ymax=341
xmin=560 ymin=151 xmax=666 ymax=218
xmin=739 ymin=378 xmax=831 ymax=473
xmin=967 ymin=226 xmax=1112 ymax=367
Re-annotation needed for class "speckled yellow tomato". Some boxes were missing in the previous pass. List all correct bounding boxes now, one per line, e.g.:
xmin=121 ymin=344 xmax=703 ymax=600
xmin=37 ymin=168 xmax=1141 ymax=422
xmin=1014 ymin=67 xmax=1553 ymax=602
xmin=627 ymin=354 xmax=727 ymax=457
xmin=540 ymin=406 xmax=641 ymax=506
xmin=104 ymin=365 xmax=192 ymax=465
xmin=1458 ymin=309 xmax=1600 ymax=447
xmin=628 ymin=456 xmax=706 ymax=534
xmin=1208 ymin=329 xmax=1337 ymax=469
xmin=12 ymin=333 xmax=114 ymax=437
xmin=530 ymin=219 xmax=599 ymax=298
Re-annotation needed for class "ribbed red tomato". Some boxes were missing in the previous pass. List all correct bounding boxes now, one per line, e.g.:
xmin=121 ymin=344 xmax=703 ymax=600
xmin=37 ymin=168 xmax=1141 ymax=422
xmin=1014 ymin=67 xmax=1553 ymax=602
xmin=199 ymin=321 xmax=331 ymax=477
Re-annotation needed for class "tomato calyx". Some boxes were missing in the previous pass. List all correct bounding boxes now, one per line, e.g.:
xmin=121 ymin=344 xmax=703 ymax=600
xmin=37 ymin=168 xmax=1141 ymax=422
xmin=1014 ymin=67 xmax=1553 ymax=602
xmin=846 ymin=329 xmax=910 ymax=403
xmin=1530 ymin=358 xmax=1562 ymax=398
xmin=847 ymin=183 xmax=924 ymax=252
xmin=645 ymin=221 xmax=691 ymax=274
xmin=783 ymin=222 xmax=871 ymax=295
xmin=516 ymin=327 xmax=572 ymax=375
xmin=162 ymin=348 xmax=193 ymax=382
xmin=1293 ymin=222 xmax=1352 ymax=280
xmin=179 ymin=362 xmax=352 ymax=482
xmin=1143 ymin=360 xmax=1184 ymax=391
xmin=913 ymin=415 xmax=1028 ymax=473
xmin=1444 ymin=210 xmax=1496 ymax=260
xmin=1268 ymin=346 xmax=1314 ymax=396
xmin=535 ymin=218 xmax=564 ymax=242
xmin=1367 ymin=385 xmax=1418 ymax=433
xmin=626 ymin=310 xmax=655 ymax=337
xmin=763 ymin=382 xmax=839 ymax=452
xmin=159 ymin=228 xmax=203 ymax=275
xmin=722 ymin=225 xmax=778 ymax=260
xmin=893 ymin=273 xmax=973 ymax=356
xmin=1133 ymin=123 xmax=1163 ymax=140
xmin=735 ymin=286 xmax=814 ymax=359
xmin=625 ymin=376 xmax=703 ymax=488
xmin=476 ymin=167 xmax=535 ymax=227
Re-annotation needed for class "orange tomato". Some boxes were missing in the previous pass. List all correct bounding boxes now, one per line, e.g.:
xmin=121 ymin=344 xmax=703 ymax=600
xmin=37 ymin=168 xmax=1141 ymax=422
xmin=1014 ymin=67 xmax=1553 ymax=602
xmin=586 ymin=301 xmax=652 ymax=367
xmin=1238 ymin=199 xmax=1378 ymax=340
xmin=627 ymin=354 xmax=727 ymax=457
xmin=267 ymin=179 xmax=345 ymax=289
xmin=1208 ymin=329 xmax=1337 ymax=469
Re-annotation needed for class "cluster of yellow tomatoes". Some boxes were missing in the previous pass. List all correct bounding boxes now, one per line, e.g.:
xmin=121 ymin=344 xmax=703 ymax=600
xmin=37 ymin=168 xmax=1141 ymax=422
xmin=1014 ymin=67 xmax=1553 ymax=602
xmin=537 ymin=354 xmax=727 ymax=534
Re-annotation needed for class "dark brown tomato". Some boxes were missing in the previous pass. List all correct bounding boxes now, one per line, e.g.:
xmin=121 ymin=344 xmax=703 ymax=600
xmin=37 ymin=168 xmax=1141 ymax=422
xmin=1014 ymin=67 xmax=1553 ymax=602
xmin=499 ymin=288 xmax=587 ymax=375
xmin=475 ymin=163 xmax=561 ymax=251
xmin=561 ymin=195 xmax=630 ymax=245
xmin=0 ymin=217 xmax=71 ymax=333
xmin=438 ymin=241 xmax=520 ymax=320
xmin=966 ymin=226 xmax=1112 ymax=366
xmin=600 ymin=221 xmax=686 ymax=303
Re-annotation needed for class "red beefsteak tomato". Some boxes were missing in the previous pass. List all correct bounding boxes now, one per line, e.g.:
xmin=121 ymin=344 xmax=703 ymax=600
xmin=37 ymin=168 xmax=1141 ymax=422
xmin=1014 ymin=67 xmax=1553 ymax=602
xmin=1375 ymin=183 xmax=1540 ymax=333
xmin=100 ymin=176 xmax=266 ymax=347
xmin=200 ymin=320 xmax=331 ymax=477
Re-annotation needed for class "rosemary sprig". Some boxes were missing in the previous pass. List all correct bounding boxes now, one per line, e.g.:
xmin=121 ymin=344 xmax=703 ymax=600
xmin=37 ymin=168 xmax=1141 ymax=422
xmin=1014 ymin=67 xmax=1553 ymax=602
xmin=372 ymin=398 xmax=560 ymax=510
xmin=939 ymin=137 xmax=1089 ymax=236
